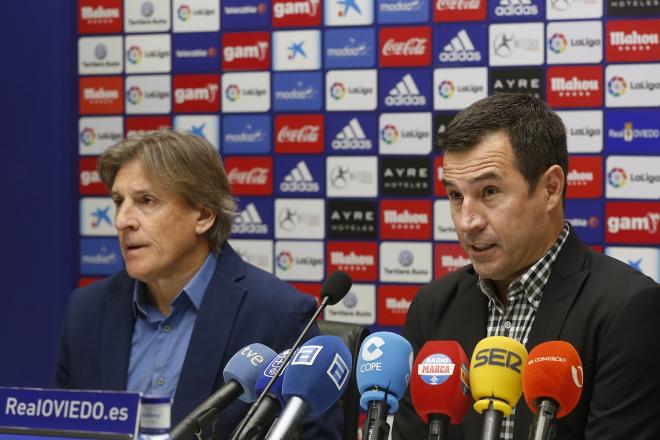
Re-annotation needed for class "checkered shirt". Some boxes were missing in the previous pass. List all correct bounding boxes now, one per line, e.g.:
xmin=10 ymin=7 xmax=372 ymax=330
xmin=477 ymin=222 xmax=570 ymax=440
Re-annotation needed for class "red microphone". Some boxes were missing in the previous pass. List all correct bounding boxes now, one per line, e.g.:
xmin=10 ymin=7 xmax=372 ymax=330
xmin=523 ymin=341 xmax=583 ymax=440
xmin=410 ymin=341 xmax=471 ymax=440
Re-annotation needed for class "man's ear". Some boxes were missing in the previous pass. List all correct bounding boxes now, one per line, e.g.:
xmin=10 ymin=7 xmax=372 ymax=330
xmin=195 ymin=205 xmax=216 ymax=235
xmin=543 ymin=165 xmax=564 ymax=212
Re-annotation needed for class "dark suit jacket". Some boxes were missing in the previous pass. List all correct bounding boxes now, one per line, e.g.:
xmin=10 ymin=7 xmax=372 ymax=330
xmin=393 ymin=230 xmax=660 ymax=439
xmin=55 ymin=242 xmax=342 ymax=439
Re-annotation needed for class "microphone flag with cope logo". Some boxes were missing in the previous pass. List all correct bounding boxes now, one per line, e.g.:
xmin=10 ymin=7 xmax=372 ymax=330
xmin=256 ymin=349 xmax=292 ymax=406
xmin=356 ymin=331 xmax=413 ymax=414
xmin=523 ymin=340 xmax=583 ymax=418
xmin=223 ymin=343 xmax=278 ymax=403
xmin=281 ymin=335 xmax=352 ymax=417
xmin=410 ymin=340 xmax=471 ymax=424
xmin=469 ymin=336 xmax=528 ymax=416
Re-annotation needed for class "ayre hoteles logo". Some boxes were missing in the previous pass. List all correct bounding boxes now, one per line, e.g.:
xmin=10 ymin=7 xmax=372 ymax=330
xmin=275 ymin=240 xmax=324 ymax=281
xmin=379 ymin=242 xmax=432 ymax=283
xmin=225 ymin=156 xmax=273 ymax=196
xmin=221 ymin=72 xmax=270 ymax=113
xmin=229 ymin=239 xmax=273 ymax=273
xmin=125 ymin=74 xmax=171 ymax=114
xmin=547 ymin=65 xmax=603 ymax=108
xmin=80 ymin=76 xmax=123 ymax=115
xmin=606 ymin=19 xmax=660 ymax=63
xmin=434 ymin=0 xmax=487 ymax=21
xmin=546 ymin=20 xmax=602 ymax=65
xmin=605 ymin=64 xmax=660 ymax=108
xmin=489 ymin=67 xmax=543 ymax=99
xmin=327 ymin=200 xmax=378 ymax=239
xmin=231 ymin=198 xmax=273 ymax=238
xmin=275 ymin=156 xmax=324 ymax=195
xmin=79 ymin=0 xmax=122 ymax=34
xmin=222 ymin=32 xmax=270 ymax=71
xmin=173 ymin=74 xmax=220 ymax=113
xmin=172 ymin=0 xmax=220 ymax=32
xmin=326 ymin=156 xmax=378 ymax=197
xmin=324 ymin=28 xmax=376 ymax=69
xmin=380 ymin=156 xmax=431 ymax=196
xmin=605 ymin=201 xmax=660 ymax=244
xmin=606 ymin=156 xmax=660 ymax=200
xmin=378 ymin=0 xmax=429 ymax=23
xmin=605 ymin=109 xmax=660 ymax=154
xmin=379 ymin=69 xmax=431 ymax=110
xmin=80 ymin=197 xmax=116 ymax=236
xmin=326 ymin=241 xmax=378 ymax=281
xmin=173 ymin=114 xmax=219 ymax=148
xmin=326 ymin=113 xmax=377 ymax=153
xmin=325 ymin=284 xmax=376 ymax=325
xmin=79 ymin=116 xmax=123 ymax=156
xmin=78 ymin=36 xmax=123 ymax=75
xmin=325 ymin=69 xmax=378 ymax=111
xmin=222 ymin=115 xmax=271 ymax=154
xmin=124 ymin=0 xmax=170 ymax=32
xmin=489 ymin=22 xmax=544 ymax=66
xmin=379 ymin=113 xmax=432 ymax=155
xmin=433 ymin=67 xmax=488 ymax=110
xmin=380 ymin=199 xmax=433 ymax=240
xmin=124 ymin=34 xmax=171 ymax=74
xmin=221 ymin=0 xmax=269 ymax=30
xmin=272 ymin=29 xmax=322 ymax=71
xmin=566 ymin=156 xmax=603 ymax=199
xmin=379 ymin=26 xmax=432 ymax=67
xmin=607 ymin=0 xmax=660 ymax=17
xmin=273 ymin=0 xmax=322 ymax=27
xmin=556 ymin=110 xmax=603 ymax=153
xmin=434 ymin=24 xmax=487 ymax=66
xmin=274 ymin=199 xmax=325 ymax=239
xmin=274 ymin=114 xmax=324 ymax=153
xmin=324 ymin=0 xmax=374 ymax=26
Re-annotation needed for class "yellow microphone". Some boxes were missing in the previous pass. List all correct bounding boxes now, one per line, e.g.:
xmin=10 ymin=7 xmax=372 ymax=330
xmin=469 ymin=336 xmax=528 ymax=440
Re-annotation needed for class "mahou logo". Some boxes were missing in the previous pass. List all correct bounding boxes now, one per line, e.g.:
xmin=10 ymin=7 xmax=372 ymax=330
xmin=566 ymin=156 xmax=603 ymax=199
xmin=434 ymin=243 xmax=470 ymax=278
xmin=173 ymin=74 xmax=220 ymax=113
xmin=225 ymin=156 xmax=273 ymax=196
xmin=380 ymin=27 xmax=432 ymax=67
xmin=327 ymin=241 xmax=378 ymax=281
xmin=79 ymin=76 xmax=123 ymax=114
xmin=434 ymin=0 xmax=487 ymax=22
xmin=378 ymin=285 xmax=418 ymax=326
xmin=79 ymin=0 xmax=122 ymax=34
xmin=272 ymin=0 xmax=321 ymax=27
xmin=222 ymin=32 xmax=270 ymax=70
xmin=606 ymin=202 xmax=660 ymax=244
xmin=547 ymin=65 xmax=603 ymax=108
xmin=274 ymin=114 xmax=324 ymax=153
xmin=380 ymin=199 xmax=432 ymax=240
xmin=606 ymin=20 xmax=660 ymax=62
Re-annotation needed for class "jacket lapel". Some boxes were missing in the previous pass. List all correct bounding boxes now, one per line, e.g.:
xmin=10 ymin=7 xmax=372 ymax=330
xmin=101 ymin=272 xmax=135 ymax=390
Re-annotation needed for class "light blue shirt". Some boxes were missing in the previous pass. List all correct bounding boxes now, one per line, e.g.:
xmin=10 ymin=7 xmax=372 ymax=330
xmin=126 ymin=252 xmax=218 ymax=398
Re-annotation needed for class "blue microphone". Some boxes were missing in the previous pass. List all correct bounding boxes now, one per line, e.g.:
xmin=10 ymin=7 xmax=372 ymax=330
xmin=356 ymin=332 xmax=413 ymax=440
xmin=171 ymin=343 xmax=277 ymax=440
xmin=265 ymin=335 xmax=353 ymax=440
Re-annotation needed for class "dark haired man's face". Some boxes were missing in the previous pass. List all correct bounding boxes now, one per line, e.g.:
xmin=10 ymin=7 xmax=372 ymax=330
xmin=442 ymin=132 xmax=559 ymax=294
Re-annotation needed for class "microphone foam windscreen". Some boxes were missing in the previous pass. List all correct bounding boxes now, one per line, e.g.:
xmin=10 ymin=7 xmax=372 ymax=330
xmin=321 ymin=270 xmax=352 ymax=305
xmin=523 ymin=341 xmax=583 ymax=418
xmin=282 ymin=335 xmax=353 ymax=417
xmin=411 ymin=341 xmax=471 ymax=424
xmin=255 ymin=349 xmax=291 ymax=406
xmin=356 ymin=331 xmax=413 ymax=413
xmin=469 ymin=336 xmax=528 ymax=412
xmin=223 ymin=343 xmax=278 ymax=403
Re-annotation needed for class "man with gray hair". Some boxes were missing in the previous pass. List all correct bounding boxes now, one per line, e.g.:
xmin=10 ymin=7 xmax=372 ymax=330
xmin=56 ymin=131 xmax=341 ymax=439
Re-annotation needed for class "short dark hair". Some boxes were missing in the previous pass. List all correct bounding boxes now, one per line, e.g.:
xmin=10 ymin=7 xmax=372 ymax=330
xmin=440 ymin=93 xmax=568 ymax=197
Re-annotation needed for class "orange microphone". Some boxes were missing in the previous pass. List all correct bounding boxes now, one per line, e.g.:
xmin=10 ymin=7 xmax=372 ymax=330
xmin=522 ymin=341 xmax=583 ymax=440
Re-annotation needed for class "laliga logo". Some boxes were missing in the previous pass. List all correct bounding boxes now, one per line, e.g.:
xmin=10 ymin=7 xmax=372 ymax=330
xmin=381 ymin=124 xmax=399 ymax=144
xmin=178 ymin=4 xmax=192 ymax=20
xmin=548 ymin=33 xmax=568 ymax=54
xmin=127 ymin=86 xmax=143 ymax=105
xmin=276 ymin=251 xmax=294 ymax=271
xmin=330 ymin=82 xmax=346 ymax=100
xmin=127 ymin=46 xmax=142 ymax=64
xmin=80 ymin=128 xmax=96 ymax=146
xmin=225 ymin=84 xmax=241 ymax=102
xmin=361 ymin=336 xmax=385 ymax=361
xmin=607 ymin=167 xmax=628 ymax=188
xmin=571 ymin=365 xmax=584 ymax=388
xmin=608 ymin=76 xmax=627 ymax=97
xmin=438 ymin=80 xmax=455 ymax=99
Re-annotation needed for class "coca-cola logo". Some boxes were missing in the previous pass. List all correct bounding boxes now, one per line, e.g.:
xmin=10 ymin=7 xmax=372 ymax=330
xmin=228 ymin=167 xmax=269 ymax=185
xmin=276 ymin=125 xmax=320 ymax=143
xmin=225 ymin=157 xmax=273 ymax=195
xmin=274 ymin=114 xmax=324 ymax=153
xmin=382 ymin=38 xmax=428 ymax=56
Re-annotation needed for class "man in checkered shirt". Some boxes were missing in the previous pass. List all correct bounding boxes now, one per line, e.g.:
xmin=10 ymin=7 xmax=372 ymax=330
xmin=393 ymin=93 xmax=660 ymax=439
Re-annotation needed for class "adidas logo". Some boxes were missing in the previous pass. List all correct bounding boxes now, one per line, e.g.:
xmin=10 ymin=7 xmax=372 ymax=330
xmin=439 ymin=30 xmax=482 ymax=63
xmin=385 ymin=74 xmax=426 ymax=107
xmin=280 ymin=161 xmax=320 ymax=192
xmin=332 ymin=118 xmax=372 ymax=150
xmin=495 ymin=0 xmax=538 ymax=16
xmin=232 ymin=203 xmax=268 ymax=235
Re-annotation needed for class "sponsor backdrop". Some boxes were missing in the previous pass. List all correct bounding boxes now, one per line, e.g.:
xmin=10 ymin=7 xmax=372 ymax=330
xmin=78 ymin=0 xmax=660 ymax=340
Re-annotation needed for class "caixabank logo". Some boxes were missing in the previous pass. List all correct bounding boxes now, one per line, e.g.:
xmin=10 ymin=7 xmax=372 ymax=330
xmin=378 ymin=0 xmax=429 ymax=23
xmin=547 ymin=0 xmax=603 ymax=20
xmin=327 ymin=200 xmax=377 ymax=239
xmin=124 ymin=34 xmax=171 ymax=74
xmin=125 ymin=116 xmax=171 ymax=139
xmin=565 ymin=200 xmax=603 ymax=244
xmin=173 ymin=115 xmax=219 ymax=148
xmin=231 ymin=198 xmax=273 ymax=238
xmin=80 ymin=238 xmax=123 ymax=275
xmin=379 ymin=69 xmax=431 ymax=110
xmin=434 ymin=24 xmax=487 ymax=66
xmin=272 ymin=29 xmax=321 ymax=71
xmin=380 ymin=26 xmax=432 ymax=67
xmin=434 ymin=243 xmax=470 ymax=278
xmin=221 ymin=72 xmax=270 ymax=113
xmin=172 ymin=33 xmax=220 ymax=72
xmin=222 ymin=32 xmax=270 ymax=71
xmin=489 ymin=67 xmax=543 ymax=99
xmin=275 ymin=114 xmax=324 ymax=153
xmin=606 ymin=156 xmax=660 ymax=200
xmin=324 ymin=0 xmax=374 ymax=26
xmin=80 ymin=197 xmax=116 ymax=236
xmin=324 ymin=28 xmax=376 ymax=69
xmin=325 ymin=284 xmax=376 ymax=325
xmin=379 ymin=113 xmax=432 ymax=155
xmin=566 ymin=156 xmax=602 ymax=199
xmin=326 ymin=69 xmax=378 ymax=111
xmin=380 ymin=156 xmax=431 ymax=196
xmin=489 ymin=22 xmax=544 ymax=66
xmin=124 ymin=0 xmax=170 ymax=33
xmin=326 ymin=156 xmax=378 ymax=197
xmin=173 ymin=74 xmax=220 ymax=113
xmin=225 ymin=156 xmax=273 ymax=196
xmin=546 ymin=21 xmax=603 ymax=65
xmin=78 ymin=116 xmax=123 ymax=156
xmin=606 ymin=246 xmax=660 ymax=283
xmin=434 ymin=0 xmax=487 ymax=21
xmin=172 ymin=0 xmax=219 ymax=32
xmin=222 ymin=115 xmax=271 ymax=154
xmin=79 ymin=76 xmax=123 ymax=115
xmin=275 ymin=199 xmax=325 ymax=239
xmin=547 ymin=65 xmax=602 ymax=108
xmin=605 ymin=109 xmax=660 ymax=154
xmin=608 ymin=0 xmax=660 ymax=16
xmin=557 ymin=110 xmax=603 ymax=153
xmin=606 ymin=202 xmax=660 ymax=244
xmin=125 ymin=75 xmax=171 ymax=114
xmin=488 ymin=0 xmax=543 ymax=20
xmin=273 ymin=0 xmax=322 ymax=27
xmin=605 ymin=64 xmax=660 ymax=108
xmin=434 ymin=67 xmax=488 ymax=110
xmin=275 ymin=156 xmax=325 ymax=196
xmin=275 ymin=240 xmax=324 ymax=281
xmin=79 ymin=0 xmax=122 ymax=34
xmin=221 ymin=0 xmax=269 ymax=29
xmin=273 ymin=72 xmax=323 ymax=111
xmin=79 ymin=157 xmax=105 ymax=196
xmin=380 ymin=199 xmax=433 ymax=240
xmin=379 ymin=242 xmax=432 ymax=283
xmin=325 ymin=113 xmax=377 ymax=153
xmin=78 ymin=36 xmax=123 ymax=75
xmin=606 ymin=20 xmax=660 ymax=62
xmin=378 ymin=285 xmax=418 ymax=326
xmin=327 ymin=241 xmax=378 ymax=281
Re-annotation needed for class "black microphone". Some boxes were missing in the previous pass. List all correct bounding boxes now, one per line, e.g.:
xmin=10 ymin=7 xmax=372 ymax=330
xmin=228 ymin=271 xmax=352 ymax=440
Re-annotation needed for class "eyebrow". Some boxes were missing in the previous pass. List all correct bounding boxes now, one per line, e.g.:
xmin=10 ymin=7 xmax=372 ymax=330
xmin=442 ymin=171 xmax=502 ymax=188
xmin=110 ymin=188 xmax=153 ymax=198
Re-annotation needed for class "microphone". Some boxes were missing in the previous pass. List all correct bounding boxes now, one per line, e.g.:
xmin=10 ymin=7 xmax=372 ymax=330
xmin=232 ymin=350 xmax=291 ymax=440
xmin=170 ymin=343 xmax=277 ymax=440
xmin=470 ymin=336 xmax=528 ymax=440
xmin=523 ymin=341 xmax=583 ymax=440
xmin=356 ymin=332 xmax=413 ymax=440
xmin=410 ymin=341 xmax=471 ymax=440
xmin=230 ymin=271 xmax=352 ymax=440
xmin=265 ymin=335 xmax=353 ymax=440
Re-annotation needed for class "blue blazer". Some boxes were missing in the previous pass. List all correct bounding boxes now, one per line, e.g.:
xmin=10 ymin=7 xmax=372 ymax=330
xmin=55 ymin=243 xmax=342 ymax=439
